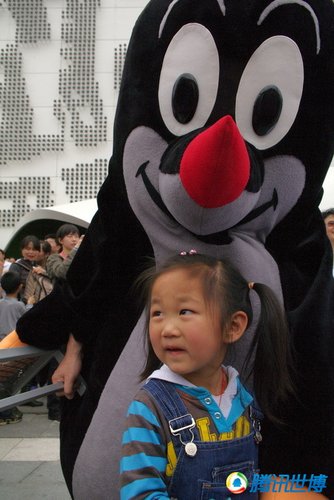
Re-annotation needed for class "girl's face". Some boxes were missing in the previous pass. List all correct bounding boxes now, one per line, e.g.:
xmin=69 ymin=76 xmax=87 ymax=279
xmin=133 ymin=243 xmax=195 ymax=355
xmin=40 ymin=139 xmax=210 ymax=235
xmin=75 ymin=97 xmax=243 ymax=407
xmin=21 ymin=242 xmax=39 ymax=261
xmin=59 ymin=232 xmax=79 ymax=252
xmin=149 ymin=268 xmax=228 ymax=392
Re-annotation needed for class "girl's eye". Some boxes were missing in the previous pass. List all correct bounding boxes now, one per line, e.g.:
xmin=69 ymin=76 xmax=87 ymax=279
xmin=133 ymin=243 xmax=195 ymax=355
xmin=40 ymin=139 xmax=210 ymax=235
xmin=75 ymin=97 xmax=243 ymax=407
xmin=151 ymin=310 xmax=162 ymax=318
xmin=180 ymin=309 xmax=193 ymax=315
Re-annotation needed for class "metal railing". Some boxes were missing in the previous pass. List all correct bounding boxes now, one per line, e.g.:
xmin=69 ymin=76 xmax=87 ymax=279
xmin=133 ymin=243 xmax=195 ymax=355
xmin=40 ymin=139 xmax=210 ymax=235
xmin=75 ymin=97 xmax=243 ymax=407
xmin=0 ymin=346 xmax=85 ymax=411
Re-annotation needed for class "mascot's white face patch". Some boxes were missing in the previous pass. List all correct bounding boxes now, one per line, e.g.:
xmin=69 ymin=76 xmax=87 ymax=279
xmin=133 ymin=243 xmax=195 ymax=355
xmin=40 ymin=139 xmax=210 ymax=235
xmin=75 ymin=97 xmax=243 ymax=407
xmin=158 ymin=23 xmax=220 ymax=136
xmin=236 ymin=36 xmax=304 ymax=150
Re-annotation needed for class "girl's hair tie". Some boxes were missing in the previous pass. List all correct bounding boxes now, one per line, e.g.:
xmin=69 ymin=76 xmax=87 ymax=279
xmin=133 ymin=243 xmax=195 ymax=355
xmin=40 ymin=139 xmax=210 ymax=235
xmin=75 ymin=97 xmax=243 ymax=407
xmin=180 ymin=249 xmax=197 ymax=256
xmin=248 ymin=282 xmax=255 ymax=289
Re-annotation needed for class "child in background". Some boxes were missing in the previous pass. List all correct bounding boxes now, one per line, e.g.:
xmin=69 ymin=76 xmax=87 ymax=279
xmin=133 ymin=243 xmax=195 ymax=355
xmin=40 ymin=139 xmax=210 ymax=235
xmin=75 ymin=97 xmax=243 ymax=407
xmin=120 ymin=252 xmax=294 ymax=499
xmin=0 ymin=272 xmax=33 ymax=425
xmin=46 ymin=224 xmax=83 ymax=282
xmin=0 ymin=272 xmax=33 ymax=341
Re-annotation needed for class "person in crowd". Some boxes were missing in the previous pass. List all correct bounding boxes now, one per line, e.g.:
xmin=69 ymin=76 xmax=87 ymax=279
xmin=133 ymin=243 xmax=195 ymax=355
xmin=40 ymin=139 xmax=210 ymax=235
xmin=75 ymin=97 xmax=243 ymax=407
xmin=24 ymin=240 xmax=53 ymax=304
xmin=9 ymin=235 xmax=40 ymax=301
xmin=44 ymin=233 xmax=61 ymax=255
xmin=119 ymin=252 xmax=294 ymax=499
xmin=43 ymin=225 xmax=83 ymax=420
xmin=46 ymin=224 xmax=83 ymax=282
xmin=9 ymin=235 xmax=45 ymax=407
xmin=25 ymin=240 xmax=52 ymax=298
xmin=0 ymin=249 xmax=10 ymax=276
xmin=36 ymin=240 xmax=52 ymax=270
xmin=0 ymin=250 xmax=5 ymax=296
xmin=0 ymin=249 xmax=16 ymax=278
xmin=322 ymin=208 xmax=334 ymax=275
xmin=0 ymin=272 xmax=34 ymax=425
xmin=25 ymin=239 xmax=60 ymax=421
xmin=0 ymin=272 xmax=33 ymax=340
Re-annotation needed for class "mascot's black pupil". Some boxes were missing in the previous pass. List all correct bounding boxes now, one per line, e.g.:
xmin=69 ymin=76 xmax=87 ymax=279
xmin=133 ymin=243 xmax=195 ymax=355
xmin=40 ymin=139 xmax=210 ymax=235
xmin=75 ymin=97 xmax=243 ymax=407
xmin=172 ymin=73 xmax=199 ymax=124
xmin=252 ymin=86 xmax=283 ymax=136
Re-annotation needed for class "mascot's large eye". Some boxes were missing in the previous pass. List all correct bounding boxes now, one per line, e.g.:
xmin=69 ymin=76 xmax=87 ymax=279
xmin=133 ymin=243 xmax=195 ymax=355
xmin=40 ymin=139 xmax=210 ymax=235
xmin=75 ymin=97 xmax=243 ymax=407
xmin=236 ymin=36 xmax=304 ymax=150
xmin=159 ymin=23 xmax=219 ymax=136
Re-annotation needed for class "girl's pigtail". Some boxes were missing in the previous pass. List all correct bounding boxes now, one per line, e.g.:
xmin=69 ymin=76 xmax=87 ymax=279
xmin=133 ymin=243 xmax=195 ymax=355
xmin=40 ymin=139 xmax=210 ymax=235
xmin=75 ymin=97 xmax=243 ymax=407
xmin=245 ymin=283 xmax=295 ymax=424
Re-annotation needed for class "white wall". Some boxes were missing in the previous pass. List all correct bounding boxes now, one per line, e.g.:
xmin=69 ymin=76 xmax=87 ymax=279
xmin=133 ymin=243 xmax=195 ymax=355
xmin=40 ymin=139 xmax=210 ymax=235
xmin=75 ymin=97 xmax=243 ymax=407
xmin=321 ymin=165 xmax=334 ymax=211
xmin=0 ymin=0 xmax=148 ymax=248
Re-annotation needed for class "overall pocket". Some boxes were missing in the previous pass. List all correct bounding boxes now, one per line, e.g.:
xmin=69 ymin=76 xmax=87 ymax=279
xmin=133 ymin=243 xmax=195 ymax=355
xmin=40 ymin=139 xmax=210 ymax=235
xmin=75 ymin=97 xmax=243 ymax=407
xmin=199 ymin=460 xmax=258 ymax=500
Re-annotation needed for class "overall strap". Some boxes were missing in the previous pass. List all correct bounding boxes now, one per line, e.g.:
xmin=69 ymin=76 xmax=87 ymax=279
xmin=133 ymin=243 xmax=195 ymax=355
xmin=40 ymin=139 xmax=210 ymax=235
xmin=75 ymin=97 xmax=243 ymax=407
xmin=142 ymin=379 xmax=200 ymax=451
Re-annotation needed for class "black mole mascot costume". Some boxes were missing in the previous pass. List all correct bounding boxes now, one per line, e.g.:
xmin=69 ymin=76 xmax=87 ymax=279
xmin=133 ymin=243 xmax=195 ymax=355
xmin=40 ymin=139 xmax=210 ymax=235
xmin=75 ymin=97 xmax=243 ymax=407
xmin=17 ymin=0 xmax=334 ymax=498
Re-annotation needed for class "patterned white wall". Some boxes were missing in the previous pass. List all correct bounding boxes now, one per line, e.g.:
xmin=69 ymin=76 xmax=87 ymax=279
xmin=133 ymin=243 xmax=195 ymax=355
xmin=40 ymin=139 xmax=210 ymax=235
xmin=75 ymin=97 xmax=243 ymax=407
xmin=0 ymin=0 xmax=148 ymax=248
xmin=321 ymin=166 xmax=334 ymax=211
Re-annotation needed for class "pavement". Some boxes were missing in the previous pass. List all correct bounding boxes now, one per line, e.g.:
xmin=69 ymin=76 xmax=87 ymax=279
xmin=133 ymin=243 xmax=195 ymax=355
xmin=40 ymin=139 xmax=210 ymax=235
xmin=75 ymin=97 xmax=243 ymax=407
xmin=0 ymin=398 xmax=71 ymax=499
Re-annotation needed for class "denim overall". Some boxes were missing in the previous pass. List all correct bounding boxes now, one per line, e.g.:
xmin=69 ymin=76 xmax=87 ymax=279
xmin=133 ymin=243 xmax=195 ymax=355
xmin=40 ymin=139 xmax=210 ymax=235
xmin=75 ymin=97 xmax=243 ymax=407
xmin=143 ymin=379 xmax=262 ymax=500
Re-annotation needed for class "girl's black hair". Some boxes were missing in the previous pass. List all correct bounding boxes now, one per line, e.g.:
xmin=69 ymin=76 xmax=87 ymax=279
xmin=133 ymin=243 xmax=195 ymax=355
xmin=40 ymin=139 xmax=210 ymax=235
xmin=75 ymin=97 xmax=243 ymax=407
xmin=20 ymin=235 xmax=40 ymax=251
xmin=136 ymin=253 xmax=294 ymax=424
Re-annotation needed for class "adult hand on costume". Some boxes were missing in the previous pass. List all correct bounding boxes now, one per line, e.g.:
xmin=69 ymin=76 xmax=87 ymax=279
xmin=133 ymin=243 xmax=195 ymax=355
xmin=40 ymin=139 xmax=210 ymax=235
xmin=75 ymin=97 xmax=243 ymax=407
xmin=52 ymin=334 xmax=83 ymax=399
xmin=73 ymin=234 xmax=85 ymax=251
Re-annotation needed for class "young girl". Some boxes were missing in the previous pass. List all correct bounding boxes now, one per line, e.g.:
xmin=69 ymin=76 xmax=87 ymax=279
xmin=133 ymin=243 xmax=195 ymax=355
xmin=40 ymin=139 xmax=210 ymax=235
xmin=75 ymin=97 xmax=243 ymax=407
xmin=120 ymin=252 xmax=294 ymax=499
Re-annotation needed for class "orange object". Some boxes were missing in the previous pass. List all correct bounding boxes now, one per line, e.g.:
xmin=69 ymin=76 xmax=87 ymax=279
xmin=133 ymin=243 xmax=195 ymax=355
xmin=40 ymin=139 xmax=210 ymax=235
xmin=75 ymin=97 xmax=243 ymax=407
xmin=0 ymin=330 xmax=28 ymax=348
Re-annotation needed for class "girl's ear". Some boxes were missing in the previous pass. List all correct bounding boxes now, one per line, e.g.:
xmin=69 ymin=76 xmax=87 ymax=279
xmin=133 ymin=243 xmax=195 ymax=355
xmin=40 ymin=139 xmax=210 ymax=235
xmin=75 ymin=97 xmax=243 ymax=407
xmin=223 ymin=311 xmax=248 ymax=344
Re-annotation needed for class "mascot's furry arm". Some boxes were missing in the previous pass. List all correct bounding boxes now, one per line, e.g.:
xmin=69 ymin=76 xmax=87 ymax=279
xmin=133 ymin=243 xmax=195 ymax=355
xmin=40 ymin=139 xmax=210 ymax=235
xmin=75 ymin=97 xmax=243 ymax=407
xmin=17 ymin=0 xmax=334 ymax=497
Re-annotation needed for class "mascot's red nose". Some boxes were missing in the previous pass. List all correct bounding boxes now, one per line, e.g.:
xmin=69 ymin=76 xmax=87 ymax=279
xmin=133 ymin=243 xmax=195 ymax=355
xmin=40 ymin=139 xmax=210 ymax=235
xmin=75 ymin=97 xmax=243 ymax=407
xmin=180 ymin=115 xmax=250 ymax=208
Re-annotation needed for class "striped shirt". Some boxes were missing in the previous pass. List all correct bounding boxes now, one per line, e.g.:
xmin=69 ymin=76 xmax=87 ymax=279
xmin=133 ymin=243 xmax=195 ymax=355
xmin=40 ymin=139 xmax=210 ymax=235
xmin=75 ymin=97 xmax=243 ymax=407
xmin=120 ymin=365 xmax=253 ymax=499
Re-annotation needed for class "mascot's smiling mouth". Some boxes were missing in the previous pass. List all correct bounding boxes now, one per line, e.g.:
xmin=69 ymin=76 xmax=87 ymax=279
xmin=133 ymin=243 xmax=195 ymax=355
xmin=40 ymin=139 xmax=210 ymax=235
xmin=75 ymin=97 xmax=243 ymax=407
xmin=136 ymin=160 xmax=278 ymax=245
